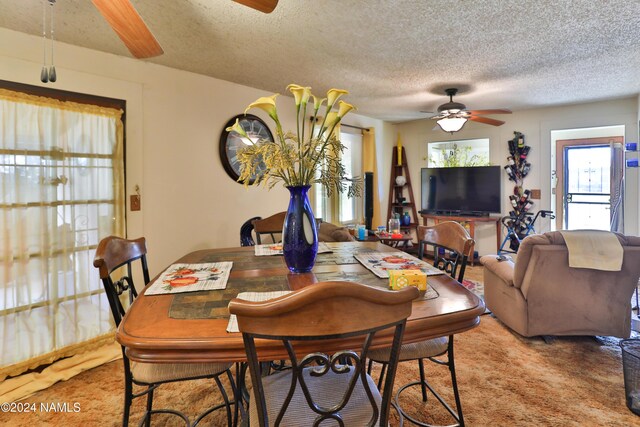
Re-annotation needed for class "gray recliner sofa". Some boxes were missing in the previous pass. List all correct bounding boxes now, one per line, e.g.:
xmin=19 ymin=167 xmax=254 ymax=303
xmin=481 ymin=231 xmax=640 ymax=338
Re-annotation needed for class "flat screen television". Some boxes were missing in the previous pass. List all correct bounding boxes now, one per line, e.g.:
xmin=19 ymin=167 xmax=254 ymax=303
xmin=421 ymin=166 xmax=501 ymax=216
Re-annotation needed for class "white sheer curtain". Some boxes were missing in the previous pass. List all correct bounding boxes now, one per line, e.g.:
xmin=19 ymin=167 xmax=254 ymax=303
xmin=0 ymin=89 xmax=125 ymax=379
xmin=610 ymin=142 xmax=624 ymax=233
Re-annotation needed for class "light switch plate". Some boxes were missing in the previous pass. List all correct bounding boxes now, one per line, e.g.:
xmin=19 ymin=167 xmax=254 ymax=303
xmin=130 ymin=195 xmax=141 ymax=211
xmin=530 ymin=189 xmax=541 ymax=200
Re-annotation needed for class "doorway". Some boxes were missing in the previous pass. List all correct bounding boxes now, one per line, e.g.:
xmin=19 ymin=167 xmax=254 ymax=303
xmin=554 ymin=136 xmax=624 ymax=230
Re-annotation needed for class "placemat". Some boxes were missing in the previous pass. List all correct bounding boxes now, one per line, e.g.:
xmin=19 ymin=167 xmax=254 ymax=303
xmin=354 ymin=252 xmax=445 ymax=279
xmin=145 ymin=262 xmax=232 ymax=295
xmin=226 ymin=291 xmax=293 ymax=333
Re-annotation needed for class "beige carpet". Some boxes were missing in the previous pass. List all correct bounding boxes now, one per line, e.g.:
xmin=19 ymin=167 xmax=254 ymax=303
xmin=1 ymin=266 xmax=638 ymax=426
xmin=2 ymin=316 xmax=636 ymax=426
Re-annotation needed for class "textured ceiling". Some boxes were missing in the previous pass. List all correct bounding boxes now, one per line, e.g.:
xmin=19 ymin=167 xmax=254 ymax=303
xmin=1 ymin=0 xmax=639 ymax=122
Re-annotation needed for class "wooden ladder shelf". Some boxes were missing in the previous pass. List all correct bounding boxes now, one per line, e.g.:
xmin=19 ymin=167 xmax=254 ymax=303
xmin=387 ymin=146 xmax=419 ymax=236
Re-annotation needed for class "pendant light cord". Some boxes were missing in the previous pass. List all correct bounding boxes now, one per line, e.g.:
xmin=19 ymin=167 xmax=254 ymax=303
xmin=50 ymin=0 xmax=54 ymax=67
xmin=42 ymin=0 xmax=47 ymax=67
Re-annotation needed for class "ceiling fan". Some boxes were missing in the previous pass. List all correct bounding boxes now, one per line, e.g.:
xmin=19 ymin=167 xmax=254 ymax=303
xmin=92 ymin=0 xmax=278 ymax=59
xmin=429 ymin=88 xmax=512 ymax=133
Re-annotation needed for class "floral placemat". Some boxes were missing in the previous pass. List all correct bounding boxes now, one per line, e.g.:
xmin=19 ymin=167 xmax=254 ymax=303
xmin=145 ymin=262 xmax=232 ymax=295
xmin=254 ymin=242 xmax=332 ymax=256
xmin=226 ymin=290 xmax=293 ymax=333
xmin=354 ymin=252 xmax=444 ymax=279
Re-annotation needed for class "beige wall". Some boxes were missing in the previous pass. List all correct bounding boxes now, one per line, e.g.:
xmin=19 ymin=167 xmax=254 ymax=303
xmin=396 ymin=98 xmax=639 ymax=255
xmin=0 ymin=28 xmax=393 ymax=275
xmin=2 ymin=27 xmax=638 ymax=265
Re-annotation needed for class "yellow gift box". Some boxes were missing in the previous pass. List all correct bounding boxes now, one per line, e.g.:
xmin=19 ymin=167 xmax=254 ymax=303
xmin=388 ymin=269 xmax=427 ymax=291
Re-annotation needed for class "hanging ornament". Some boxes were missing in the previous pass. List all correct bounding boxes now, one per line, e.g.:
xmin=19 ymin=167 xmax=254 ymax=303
xmin=40 ymin=0 xmax=57 ymax=84
xmin=40 ymin=0 xmax=48 ymax=83
xmin=49 ymin=0 xmax=56 ymax=82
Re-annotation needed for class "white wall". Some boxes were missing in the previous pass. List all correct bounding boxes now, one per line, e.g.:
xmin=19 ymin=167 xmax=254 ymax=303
xmin=0 ymin=28 xmax=393 ymax=275
xmin=396 ymin=98 xmax=639 ymax=255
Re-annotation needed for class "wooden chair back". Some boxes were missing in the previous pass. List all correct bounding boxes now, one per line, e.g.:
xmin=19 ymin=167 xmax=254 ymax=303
xmin=229 ymin=281 xmax=418 ymax=426
xmin=417 ymin=221 xmax=474 ymax=282
xmin=251 ymin=211 xmax=286 ymax=244
xmin=93 ymin=236 xmax=150 ymax=326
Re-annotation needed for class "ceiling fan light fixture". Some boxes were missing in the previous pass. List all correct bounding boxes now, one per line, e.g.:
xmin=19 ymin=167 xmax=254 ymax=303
xmin=437 ymin=117 xmax=467 ymax=133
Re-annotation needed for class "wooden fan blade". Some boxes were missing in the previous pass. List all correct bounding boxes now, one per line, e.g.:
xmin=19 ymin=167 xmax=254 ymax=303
xmin=92 ymin=0 xmax=163 ymax=58
xmin=467 ymin=109 xmax=512 ymax=115
xmin=469 ymin=116 xmax=505 ymax=126
xmin=233 ymin=0 xmax=279 ymax=13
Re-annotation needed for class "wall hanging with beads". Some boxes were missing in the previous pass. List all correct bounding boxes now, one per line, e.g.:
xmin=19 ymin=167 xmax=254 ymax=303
xmin=504 ymin=131 xmax=533 ymax=247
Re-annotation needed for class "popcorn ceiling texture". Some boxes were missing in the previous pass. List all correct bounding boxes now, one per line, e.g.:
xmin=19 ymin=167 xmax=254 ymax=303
xmin=1 ymin=0 xmax=639 ymax=122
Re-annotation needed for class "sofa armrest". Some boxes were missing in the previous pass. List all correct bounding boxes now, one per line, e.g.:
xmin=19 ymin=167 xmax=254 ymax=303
xmin=480 ymin=255 xmax=515 ymax=287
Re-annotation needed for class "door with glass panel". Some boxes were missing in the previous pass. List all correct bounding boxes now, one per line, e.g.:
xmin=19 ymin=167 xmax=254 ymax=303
xmin=555 ymin=136 xmax=624 ymax=231
xmin=563 ymin=145 xmax=611 ymax=230
xmin=0 ymin=87 xmax=124 ymax=376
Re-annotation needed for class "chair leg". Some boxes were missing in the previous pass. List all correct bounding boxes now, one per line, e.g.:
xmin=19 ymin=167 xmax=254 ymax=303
xmin=234 ymin=363 xmax=249 ymax=427
xmin=145 ymin=387 xmax=154 ymax=427
xmin=418 ymin=358 xmax=428 ymax=402
xmin=216 ymin=375 xmax=233 ymax=427
xmin=123 ymin=378 xmax=133 ymax=427
xmin=377 ymin=362 xmax=387 ymax=390
xmin=448 ymin=336 xmax=464 ymax=427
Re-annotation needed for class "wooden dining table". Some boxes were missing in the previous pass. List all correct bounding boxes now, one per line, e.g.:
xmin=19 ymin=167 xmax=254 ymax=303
xmin=116 ymin=241 xmax=485 ymax=363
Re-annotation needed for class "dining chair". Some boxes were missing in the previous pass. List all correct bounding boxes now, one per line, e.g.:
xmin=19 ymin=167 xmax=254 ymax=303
xmin=368 ymin=221 xmax=474 ymax=427
xmin=240 ymin=216 xmax=262 ymax=246
xmin=228 ymin=281 xmax=418 ymax=426
xmin=94 ymin=236 xmax=235 ymax=427
xmin=251 ymin=211 xmax=286 ymax=244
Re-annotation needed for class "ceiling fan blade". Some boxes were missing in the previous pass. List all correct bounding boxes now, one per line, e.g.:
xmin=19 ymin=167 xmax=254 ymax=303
xmin=467 ymin=109 xmax=512 ymax=115
xmin=233 ymin=0 xmax=279 ymax=13
xmin=469 ymin=116 xmax=506 ymax=126
xmin=92 ymin=0 xmax=163 ymax=58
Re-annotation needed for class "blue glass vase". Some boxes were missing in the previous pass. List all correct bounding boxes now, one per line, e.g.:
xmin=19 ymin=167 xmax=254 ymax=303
xmin=283 ymin=185 xmax=318 ymax=273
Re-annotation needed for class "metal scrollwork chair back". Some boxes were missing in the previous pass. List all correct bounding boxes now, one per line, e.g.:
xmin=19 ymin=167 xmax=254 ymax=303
xmin=94 ymin=236 xmax=235 ymax=427
xmin=241 ymin=216 xmax=262 ymax=246
xmin=229 ymin=281 xmax=418 ymax=427
xmin=369 ymin=221 xmax=474 ymax=427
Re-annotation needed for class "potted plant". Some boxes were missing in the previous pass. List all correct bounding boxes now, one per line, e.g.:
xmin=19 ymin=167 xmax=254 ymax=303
xmin=226 ymin=84 xmax=362 ymax=272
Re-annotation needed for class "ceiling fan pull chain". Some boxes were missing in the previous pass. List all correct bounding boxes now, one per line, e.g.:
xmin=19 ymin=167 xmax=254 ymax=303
xmin=48 ymin=0 xmax=56 ymax=82
xmin=40 ymin=0 xmax=48 ymax=83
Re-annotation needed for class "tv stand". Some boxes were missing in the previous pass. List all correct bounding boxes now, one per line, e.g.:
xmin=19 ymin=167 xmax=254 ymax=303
xmin=421 ymin=213 xmax=501 ymax=265
xmin=430 ymin=211 xmax=490 ymax=217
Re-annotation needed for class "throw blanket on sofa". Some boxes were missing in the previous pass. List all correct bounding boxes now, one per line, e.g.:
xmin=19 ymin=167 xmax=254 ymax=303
xmin=559 ymin=230 xmax=623 ymax=271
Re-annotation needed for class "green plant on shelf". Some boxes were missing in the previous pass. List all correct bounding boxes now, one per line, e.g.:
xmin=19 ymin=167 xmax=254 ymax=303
xmin=429 ymin=144 xmax=490 ymax=167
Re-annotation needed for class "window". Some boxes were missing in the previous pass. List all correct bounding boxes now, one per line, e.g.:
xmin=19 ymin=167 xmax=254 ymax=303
xmin=0 ymin=84 xmax=125 ymax=376
xmin=428 ymin=138 xmax=490 ymax=167
xmin=313 ymin=130 xmax=362 ymax=225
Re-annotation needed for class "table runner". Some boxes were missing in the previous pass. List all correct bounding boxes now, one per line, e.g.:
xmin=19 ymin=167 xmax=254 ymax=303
xmin=169 ymin=274 xmax=289 ymax=319
xmin=254 ymin=242 xmax=333 ymax=256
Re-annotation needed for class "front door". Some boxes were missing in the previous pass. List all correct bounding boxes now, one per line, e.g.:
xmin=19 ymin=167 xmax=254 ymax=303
xmin=555 ymin=137 xmax=623 ymax=230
